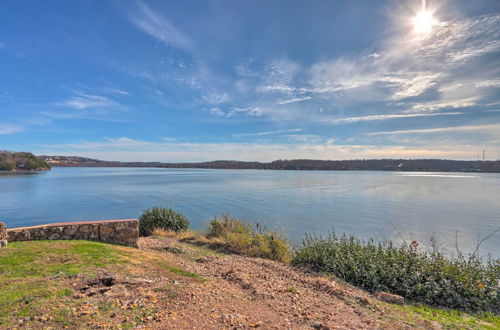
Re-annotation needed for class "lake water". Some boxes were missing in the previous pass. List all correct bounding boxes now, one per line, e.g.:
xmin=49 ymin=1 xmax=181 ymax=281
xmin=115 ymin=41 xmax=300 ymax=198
xmin=1 ymin=167 xmax=499 ymax=258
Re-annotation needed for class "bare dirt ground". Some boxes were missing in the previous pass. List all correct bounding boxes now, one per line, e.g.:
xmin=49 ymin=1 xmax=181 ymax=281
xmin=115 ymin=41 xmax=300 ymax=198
xmin=135 ymin=237 xmax=438 ymax=329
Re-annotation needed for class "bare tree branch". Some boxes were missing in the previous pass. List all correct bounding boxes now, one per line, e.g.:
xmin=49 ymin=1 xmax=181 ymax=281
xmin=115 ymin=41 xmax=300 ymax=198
xmin=471 ymin=226 xmax=500 ymax=258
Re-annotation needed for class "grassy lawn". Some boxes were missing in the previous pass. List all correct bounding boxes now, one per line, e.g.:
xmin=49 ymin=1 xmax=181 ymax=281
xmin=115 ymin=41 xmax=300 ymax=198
xmin=0 ymin=240 xmax=202 ymax=329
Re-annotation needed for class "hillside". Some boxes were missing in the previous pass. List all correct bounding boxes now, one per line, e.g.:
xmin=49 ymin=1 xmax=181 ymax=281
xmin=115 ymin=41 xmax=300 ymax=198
xmin=0 ymin=151 xmax=51 ymax=171
xmin=0 ymin=239 xmax=498 ymax=329
xmin=39 ymin=155 xmax=500 ymax=173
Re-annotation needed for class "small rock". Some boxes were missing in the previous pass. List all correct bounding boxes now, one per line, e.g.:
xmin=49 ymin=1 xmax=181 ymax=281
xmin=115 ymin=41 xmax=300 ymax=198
xmin=374 ymin=291 xmax=404 ymax=305
xmin=312 ymin=322 xmax=330 ymax=330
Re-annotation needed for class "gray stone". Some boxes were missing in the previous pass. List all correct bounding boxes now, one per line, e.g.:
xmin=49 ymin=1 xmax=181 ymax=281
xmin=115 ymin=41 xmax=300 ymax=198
xmin=79 ymin=225 xmax=91 ymax=233
xmin=48 ymin=232 xmax=61 ymax=240
xmin=99 ymin=225 xmax=114 ymax=236
xmin=0 ymin=222 xmax=7 ymax=246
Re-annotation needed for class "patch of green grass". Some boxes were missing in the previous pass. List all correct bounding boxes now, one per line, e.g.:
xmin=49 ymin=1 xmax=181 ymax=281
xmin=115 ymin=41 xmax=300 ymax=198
xmin=53 ymin=307 xmax=73 ymax=327
xmin=0 ymin=280 xmax=62 ymax=325
xmin=396 ymin=303 xmax=500 ymax=329
xmin=159 ymin=264 xmax=204 ymax=280
xmin=0 ymin=240 xmax=123 ymax=278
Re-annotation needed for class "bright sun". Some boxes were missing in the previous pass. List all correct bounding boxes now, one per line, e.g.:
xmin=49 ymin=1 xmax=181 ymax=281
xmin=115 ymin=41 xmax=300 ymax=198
xmin=412 ymin=10 xmax=435 ymax=33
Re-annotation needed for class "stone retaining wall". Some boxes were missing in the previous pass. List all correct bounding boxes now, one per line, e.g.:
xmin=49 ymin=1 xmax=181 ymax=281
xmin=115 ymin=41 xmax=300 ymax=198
xmin=6 ymin=219 xmax=139 ymax=247
xmin=0 ymin=222 xmax=7 ymax=247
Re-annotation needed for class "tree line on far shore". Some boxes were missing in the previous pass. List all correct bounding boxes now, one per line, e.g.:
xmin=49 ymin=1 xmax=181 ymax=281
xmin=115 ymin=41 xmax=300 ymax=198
xmin=38 ymin=155 xmax=500 ymax=173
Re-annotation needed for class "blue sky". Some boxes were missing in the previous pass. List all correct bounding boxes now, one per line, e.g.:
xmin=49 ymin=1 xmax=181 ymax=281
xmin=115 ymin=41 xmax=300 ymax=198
xmin=1 ymin=0 xmax=499 ymax=161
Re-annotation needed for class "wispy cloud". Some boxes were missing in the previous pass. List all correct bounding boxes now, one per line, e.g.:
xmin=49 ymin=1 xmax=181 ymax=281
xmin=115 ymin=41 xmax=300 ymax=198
xmin=365 ymin=123 xmax=500 ymax=136
xmin=277 ymin=96 xmax=311 ymax=105
xmin=326 ymin=112 xmax=463 ymax=124
xmin=0 ymin=123 xmax=23 ymax=134
xmin=128 ymin=2 xmax=193 ymax=51
xmin=234 ymin=128 xmax=303 ymax=137
xmin=57 ymin=93 xmax=117 ymax=110
xmin=209 ymin=107 xmax=225 ymax=116
xmin=105 ymin=88 xmax=129 ymax=96
xmin=406 ymin=97 xmax=478 ymax=113
xmin=226 ymin=107 xmax=264 ymax=117
xmin=202 ymin=92 xmax=230 ymax=105
xmin=285 ymin=134 xmax=323 ymax=144
xmin=240 ymin=13 xmax=500 ymax=127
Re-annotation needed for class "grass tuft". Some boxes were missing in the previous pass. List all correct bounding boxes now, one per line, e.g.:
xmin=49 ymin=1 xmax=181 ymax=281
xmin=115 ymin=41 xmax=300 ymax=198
xmin=205 ymin=215 xmax=293 ymax=264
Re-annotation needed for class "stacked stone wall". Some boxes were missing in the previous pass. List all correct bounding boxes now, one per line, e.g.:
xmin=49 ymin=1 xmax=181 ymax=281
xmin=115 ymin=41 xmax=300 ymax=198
xmin=6 ymin=219 xmax=138 ymax=247
xmin=0 ymin=222 xmax=7 ymax=247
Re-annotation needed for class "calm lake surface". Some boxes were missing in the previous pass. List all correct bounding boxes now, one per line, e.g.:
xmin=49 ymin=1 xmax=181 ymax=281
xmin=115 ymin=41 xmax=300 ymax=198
xmin=1 ymin=167 xmax=499 ymax=258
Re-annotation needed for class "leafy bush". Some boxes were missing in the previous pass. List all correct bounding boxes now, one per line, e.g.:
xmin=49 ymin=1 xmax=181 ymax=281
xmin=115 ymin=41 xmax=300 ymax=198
xmin=139 ymin=207 xmax=189 ymax=236
xmin=292 ymin=232 xmax=500 ymax=313
xmin=206 ymin=215 xmax=293 ymax=263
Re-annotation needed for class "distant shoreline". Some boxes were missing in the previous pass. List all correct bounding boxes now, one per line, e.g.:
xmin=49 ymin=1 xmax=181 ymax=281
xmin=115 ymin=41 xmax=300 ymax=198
xmin=41 ymin=166 xmax=500 ymax=175
xmin=36 ymin=156 xmax=500 ymax=173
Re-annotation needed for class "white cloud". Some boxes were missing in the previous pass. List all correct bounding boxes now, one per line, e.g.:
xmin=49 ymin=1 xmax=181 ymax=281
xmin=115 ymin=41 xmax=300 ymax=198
xmin=326 ymin=112 xmax=462 ymax=124
xmin=226 ymin=107 xmax=264 ymax=117
xmin=476 ymin=80 xmax=500 ymax=88
xmin=128 ymin=2 xmax=193 ymax=51
xmin=209 ymin=107 xmax=225 ymax=116
xmin=106 ymin=88 xmax=129 ymax=96
xmin=407 ymin=97 xmax=478 ymax=113
xmin=277 ymin=96 xmax=311 ymax=105
xmin=57 ymin=93 xmax=117 ymax=110
xmin=256 ymin=84 xmax=296 ymax=94
xmin=236 ymin=58 xmax=300 ymax=85
xmin=202 ymin=92 xmax=230 ymax=105
xmin=234 ymin=128 xmax=303 ymax=137
xmin=365 ymin=123 xmax=500 ymax=136
xmin=263 ymin=58 xmax=301 ymax=85
xmin=388 ymin=73 xmax=441 ymax=100
xmin=285 ymin=134 xmax=323 ymax=144
xmin=0 ymin=123 xmax=23 ymax=134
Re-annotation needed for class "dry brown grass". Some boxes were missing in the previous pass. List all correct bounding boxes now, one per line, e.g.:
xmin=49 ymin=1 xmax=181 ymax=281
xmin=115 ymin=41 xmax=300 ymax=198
xmin=161 ymin=215 xmax=293 ymax=264
xmin=152 ymin=228 xmax=178 ymax=238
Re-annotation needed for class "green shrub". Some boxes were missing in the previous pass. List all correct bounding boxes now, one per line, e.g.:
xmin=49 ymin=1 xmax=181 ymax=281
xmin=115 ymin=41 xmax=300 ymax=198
xmin=207 ymin=215 xmax=251 ymax=238
xmin=206 ymin=215 xmax=293 ymax=263
xmin=292 ymin=232 xmax=500 ymax=313
xmin=139 ymin=207 xmax=189 ymax=236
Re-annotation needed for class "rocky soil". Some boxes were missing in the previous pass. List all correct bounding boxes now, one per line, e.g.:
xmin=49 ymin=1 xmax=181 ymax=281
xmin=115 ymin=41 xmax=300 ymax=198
xmin=135 ymin=237 xmax=438 ymax=329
